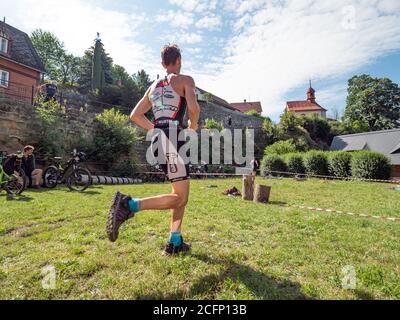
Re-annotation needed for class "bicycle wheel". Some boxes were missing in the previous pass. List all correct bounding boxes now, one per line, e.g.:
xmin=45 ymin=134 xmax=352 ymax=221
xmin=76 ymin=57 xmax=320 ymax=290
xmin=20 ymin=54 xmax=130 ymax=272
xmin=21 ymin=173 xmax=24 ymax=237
xmin=5 ymin=168 xmax=27 ymax=195
xmin=66 ymin=167 xmax=92 ymax=192
xmin=44 ymin=166 xmax=59 ymax=188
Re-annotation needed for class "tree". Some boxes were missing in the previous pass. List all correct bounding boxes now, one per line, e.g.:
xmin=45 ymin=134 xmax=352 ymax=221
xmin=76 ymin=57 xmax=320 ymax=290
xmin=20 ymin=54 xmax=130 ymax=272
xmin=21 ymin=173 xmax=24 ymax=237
xmin=31 ymin=29 xmax=64 ymax=80
xmin=78 ymin=37 xmax=114 ymax=94
xmin=31 ymin=29 xmax=80 ymax=86
xmin=77 ymin=49 xmax=94 ymax=94
xmin=133 ymin=70 xmax=152 ymax=97
xmin=280 ymin=111 xmax=300 ymax=131
xmin=302 ymin=114 xmax=331 ymax=144
xmin=92 ymin=38 xmax=106 ymax=92
xmin=58 ymin=54 xmax=81 ymax=86
xmin=344 ymin=74 xmax=400 ymax=131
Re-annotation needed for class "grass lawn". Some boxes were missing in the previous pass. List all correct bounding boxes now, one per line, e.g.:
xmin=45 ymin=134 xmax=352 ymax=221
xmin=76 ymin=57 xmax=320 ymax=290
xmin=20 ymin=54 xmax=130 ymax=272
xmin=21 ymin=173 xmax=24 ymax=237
xmin=0 ymin=177 xmax=399 ymax=300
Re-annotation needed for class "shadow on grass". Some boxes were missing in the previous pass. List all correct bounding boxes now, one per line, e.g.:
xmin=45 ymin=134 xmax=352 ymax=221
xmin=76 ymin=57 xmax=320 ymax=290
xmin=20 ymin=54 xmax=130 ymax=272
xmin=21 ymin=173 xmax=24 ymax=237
xmin=141 ymin=253 xmax=311 ymax=300
xmin=268 ymin=201 xmax=288 ymax=206
xmin=354 ymin=289 xmax=375 ymax=300
xmin=0 ymin=193 xmax=34 ymax=202
xmin=43 ymin=188 xmax=102 ymax=196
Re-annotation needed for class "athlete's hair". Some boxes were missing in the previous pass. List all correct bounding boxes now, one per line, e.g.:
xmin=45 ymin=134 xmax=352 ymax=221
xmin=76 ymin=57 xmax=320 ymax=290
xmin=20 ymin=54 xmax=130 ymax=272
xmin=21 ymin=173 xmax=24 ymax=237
xmin=161 ymin=44 xmax=181 ymax=66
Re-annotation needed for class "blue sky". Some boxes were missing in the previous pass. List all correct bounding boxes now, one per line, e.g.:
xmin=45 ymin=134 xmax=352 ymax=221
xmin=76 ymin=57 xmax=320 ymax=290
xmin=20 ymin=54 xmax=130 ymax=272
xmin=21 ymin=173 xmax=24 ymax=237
xmin=2 ymin=0 xmax=400 ymax=121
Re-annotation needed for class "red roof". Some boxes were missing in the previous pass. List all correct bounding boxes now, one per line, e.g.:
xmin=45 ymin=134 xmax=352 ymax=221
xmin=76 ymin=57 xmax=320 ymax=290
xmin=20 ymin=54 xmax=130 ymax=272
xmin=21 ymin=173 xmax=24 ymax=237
xmin=230 ymin=101 xmax=263 ymax=114
xmin=287 ymin=101 xmax=327 ymax=112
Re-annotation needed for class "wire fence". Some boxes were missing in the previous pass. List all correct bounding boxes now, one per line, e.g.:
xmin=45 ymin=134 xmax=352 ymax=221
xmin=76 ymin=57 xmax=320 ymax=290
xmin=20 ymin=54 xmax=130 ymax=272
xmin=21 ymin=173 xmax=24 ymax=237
xmin=0 ymin=80 xmax=119 ymax=110
xmin=136 ymin=168 xmax=400 ymax=184
xmin=0 ymin=80 xmax=36 ymax=104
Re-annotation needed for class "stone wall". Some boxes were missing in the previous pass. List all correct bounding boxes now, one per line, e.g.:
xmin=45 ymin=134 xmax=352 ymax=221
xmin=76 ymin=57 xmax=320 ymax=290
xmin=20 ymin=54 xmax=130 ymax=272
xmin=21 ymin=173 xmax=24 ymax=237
xmin=198 ymin=101 xmax=264 ymax=129
xmin=0 ymin=92 xmax=266 ymax=163
xmin=0 ymin=94 xmax=98 ymax=154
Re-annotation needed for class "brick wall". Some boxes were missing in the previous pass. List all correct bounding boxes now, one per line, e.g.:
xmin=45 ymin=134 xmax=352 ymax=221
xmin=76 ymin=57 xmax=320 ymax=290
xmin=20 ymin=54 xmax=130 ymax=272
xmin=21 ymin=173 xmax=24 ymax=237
xmin=0 ymin=58 xmax=41 ymax=101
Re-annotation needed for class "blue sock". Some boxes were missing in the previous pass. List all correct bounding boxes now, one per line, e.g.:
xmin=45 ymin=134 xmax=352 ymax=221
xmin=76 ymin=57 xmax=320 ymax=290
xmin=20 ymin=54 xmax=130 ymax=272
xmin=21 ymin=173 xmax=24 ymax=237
xmin=128 ymin=198 xmax=140 ymax=213
xmin=169 ymin=232 xmax=182 ymax=247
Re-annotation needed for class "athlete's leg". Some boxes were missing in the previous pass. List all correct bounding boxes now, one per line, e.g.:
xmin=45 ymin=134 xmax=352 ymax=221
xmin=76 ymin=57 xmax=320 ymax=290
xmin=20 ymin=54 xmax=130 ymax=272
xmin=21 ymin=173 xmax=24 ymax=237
xmin=139 ymin=179 xmax=189 ymax=211
xmin=169 ymin=180 xmax=190 ymax=233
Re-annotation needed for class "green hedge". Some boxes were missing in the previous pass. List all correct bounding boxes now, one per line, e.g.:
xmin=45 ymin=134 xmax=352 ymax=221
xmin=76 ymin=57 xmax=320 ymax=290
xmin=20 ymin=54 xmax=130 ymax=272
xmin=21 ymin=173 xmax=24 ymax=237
xmin=284 ymin=153 xmax=306 ymax=174
xmin=328 ymin=151 xmax=352 ymax=177
xmin=260 ymin=154 xmax=287 ymax=176
xmin=304 ymin=151 xmax=329 ymax=176
xmin=351 ymin=151 xmax=392 ymax=180
xmin=261 ymin=150 xmax=392 ymax=180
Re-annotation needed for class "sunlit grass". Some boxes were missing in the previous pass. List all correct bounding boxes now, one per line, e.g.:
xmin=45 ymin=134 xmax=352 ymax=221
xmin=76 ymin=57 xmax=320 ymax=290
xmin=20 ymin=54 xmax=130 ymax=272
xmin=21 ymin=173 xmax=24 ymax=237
xmin=0 ymin=177 xmax=399 ymax=299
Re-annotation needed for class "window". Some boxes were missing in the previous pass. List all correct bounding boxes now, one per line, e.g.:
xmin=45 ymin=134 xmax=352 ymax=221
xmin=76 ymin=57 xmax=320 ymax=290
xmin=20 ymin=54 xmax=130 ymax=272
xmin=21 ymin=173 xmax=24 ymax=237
xmin=0 ymin=70 xmax=9 ymax=87
xmin=0 ymin=37 xmax=8 ymax=53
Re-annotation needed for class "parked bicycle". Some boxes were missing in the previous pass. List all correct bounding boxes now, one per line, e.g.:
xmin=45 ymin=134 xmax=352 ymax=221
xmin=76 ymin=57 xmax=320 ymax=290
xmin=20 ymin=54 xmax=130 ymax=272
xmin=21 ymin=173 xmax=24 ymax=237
xmin=0 ymin=151 xmax=27 ymax=195
xmin=43 ymin=149 xmax=92 ymax=192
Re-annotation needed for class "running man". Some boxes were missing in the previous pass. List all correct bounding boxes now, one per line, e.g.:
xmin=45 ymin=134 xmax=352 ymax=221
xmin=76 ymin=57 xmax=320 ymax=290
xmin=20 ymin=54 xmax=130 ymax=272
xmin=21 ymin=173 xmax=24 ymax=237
xmin=107 ymin=44 xmax=200 ymax=255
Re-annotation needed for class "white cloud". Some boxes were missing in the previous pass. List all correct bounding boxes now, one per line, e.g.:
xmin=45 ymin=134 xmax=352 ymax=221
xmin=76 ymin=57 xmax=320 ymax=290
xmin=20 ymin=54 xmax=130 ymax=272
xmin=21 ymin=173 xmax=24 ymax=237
xmin=156 ymin=10 xmax=194 ymax=29
xmin=177 ymin=33 xmax=203 ymax=44
xmin=2 ymin=0 xmax=400 ymax=120
xmin=169 ymin=0 xmax=218 ymax=12
xmin=1 ymin=0 xmax=159 ymax=76
xmin=195 ymin=15 xmax=222 ymax=30
xmin=195 ymin=0 xmax=400 ymax=117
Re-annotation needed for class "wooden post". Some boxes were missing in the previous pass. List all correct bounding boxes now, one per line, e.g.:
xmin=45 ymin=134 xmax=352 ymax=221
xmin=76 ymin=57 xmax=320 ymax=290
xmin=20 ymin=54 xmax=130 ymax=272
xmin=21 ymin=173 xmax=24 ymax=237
xmin=253 ymin=185 xmax=271 ymax=203
xmin=242 ymin=175 xmax=255 ymax=201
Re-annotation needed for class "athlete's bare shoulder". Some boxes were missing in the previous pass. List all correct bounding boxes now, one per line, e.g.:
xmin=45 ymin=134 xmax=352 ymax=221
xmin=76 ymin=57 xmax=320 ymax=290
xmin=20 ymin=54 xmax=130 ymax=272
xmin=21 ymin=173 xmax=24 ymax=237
xmin=177 ymin=74 xmax=195 ymax=85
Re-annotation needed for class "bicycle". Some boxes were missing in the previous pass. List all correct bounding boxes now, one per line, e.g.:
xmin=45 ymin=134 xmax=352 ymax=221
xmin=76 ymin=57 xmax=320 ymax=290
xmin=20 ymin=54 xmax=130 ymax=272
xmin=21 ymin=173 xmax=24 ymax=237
xmin=0 ymin=151 xmax=27 ymax=195
xmin=43 ymin=149 xmax=92 ymax=192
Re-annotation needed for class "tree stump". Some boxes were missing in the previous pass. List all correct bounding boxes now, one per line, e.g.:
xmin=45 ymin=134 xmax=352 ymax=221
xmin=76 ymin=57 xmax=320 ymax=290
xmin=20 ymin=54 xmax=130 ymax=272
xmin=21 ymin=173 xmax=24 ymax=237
xmin=253 ymin=184 xmax=271 ymax=203
xmin=242 ymin=175 xmax=255 ymax=201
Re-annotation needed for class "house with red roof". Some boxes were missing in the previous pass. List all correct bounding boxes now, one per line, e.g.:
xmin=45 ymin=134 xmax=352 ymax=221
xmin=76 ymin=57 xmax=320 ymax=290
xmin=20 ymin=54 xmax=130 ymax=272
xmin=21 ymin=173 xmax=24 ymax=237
xmin=286 ymin=83 xmax=327 ymax=118
xmin=230 ymin=100 xmax=263 ymax=114
xmin=0 ymin=20 xmax=45 ymax=103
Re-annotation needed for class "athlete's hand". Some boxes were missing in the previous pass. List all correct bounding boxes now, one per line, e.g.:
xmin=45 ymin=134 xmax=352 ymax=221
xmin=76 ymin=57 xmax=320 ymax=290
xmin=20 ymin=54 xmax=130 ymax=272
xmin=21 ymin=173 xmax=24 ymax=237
xmin=188 ymin=120 xmax=198 ymax=131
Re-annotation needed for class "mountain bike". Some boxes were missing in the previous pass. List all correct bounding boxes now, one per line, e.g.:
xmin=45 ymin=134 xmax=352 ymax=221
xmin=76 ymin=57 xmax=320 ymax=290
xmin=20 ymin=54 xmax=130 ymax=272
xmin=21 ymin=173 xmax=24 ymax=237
xmin=43 ymin=150 xmax=92 ymax=192
xmin=0 ymin=151 xmax=27 ymax=195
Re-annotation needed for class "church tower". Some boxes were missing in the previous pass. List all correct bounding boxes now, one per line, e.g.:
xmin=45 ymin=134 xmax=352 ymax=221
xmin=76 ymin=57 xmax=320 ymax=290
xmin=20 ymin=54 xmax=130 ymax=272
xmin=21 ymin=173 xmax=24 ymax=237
xmin=307 ymin=80 xmax=316 ymax=103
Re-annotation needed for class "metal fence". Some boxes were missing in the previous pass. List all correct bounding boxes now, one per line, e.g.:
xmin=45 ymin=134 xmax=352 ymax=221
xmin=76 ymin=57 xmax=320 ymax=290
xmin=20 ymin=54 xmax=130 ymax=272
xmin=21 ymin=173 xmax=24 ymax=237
xmin=0 ymin=80 xmax=36 ymax=104
xmin=0 ymin=80 xmax=128 ymax=112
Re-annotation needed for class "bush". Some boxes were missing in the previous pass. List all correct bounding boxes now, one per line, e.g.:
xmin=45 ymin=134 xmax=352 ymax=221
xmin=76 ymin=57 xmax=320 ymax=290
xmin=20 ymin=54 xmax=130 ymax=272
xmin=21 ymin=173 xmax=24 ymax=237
xmin=284 ymin=153 xmax=306 ymax=174
xmin=244 ymin=110 xmax=264 ymax=119
xmin=203 ymin=118 xmax=224 ymax=131
xmin=280 ymin=111 xmax=300 ymax=131
xmin=264 ymin=139 xmax=297 ymax=156
xmin=351 ymin=151 xmax=392 ymax=180
xmin=110 ymin=159 xmax=138 ymax=177
xmin=328 ymin=152 xmax=352 ymax=177
xmin=302 ymin=114 xmax=331 ymax=143
xmin=92 ymin=108 xmax=139 ymax=166
xmin=304 ymin=151 xmax=329 ymax=176
xmin=260 ymin=154 xmax=287 ymax=176
xmin=32 ymin=96 xmax=65 ymax=160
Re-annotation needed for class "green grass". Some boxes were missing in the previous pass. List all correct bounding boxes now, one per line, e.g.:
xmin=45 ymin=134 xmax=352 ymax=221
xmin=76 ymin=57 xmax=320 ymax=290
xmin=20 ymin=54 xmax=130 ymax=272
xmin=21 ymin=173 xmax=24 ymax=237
xmin=0 ymin=177 xmax=399 ymax=300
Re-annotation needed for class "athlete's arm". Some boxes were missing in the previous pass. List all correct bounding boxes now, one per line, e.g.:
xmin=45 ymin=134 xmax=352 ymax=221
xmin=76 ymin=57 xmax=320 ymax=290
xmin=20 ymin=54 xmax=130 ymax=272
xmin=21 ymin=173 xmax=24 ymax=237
xmin=130 ymin=87 xmax=154 ymax=131
xmin=184 ymin=76 xmax=200 ymax=131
